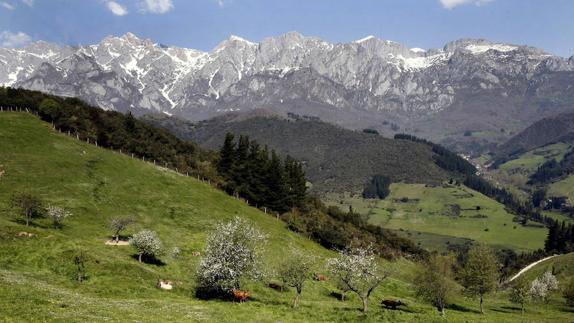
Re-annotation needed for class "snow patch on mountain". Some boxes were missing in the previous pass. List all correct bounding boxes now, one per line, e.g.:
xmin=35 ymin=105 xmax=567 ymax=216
xmin=466 ymin=44 xmax=518 ymax=54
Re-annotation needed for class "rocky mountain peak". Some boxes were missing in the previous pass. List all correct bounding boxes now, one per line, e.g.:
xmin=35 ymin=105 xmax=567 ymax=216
xmin=4 ymin=32 xmax=574 ymax=154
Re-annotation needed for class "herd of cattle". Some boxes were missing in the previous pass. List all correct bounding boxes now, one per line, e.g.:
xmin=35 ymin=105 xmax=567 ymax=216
xmin=157 ymin=273 xmax=406 ymax=310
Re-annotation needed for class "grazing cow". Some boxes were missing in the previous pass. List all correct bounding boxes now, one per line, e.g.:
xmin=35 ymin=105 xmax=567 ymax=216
xmin=314 ymin=273 xmax=327 ymax=281
xmin=16 ymin=232 xmax=34 ymax=238
xmin=268 ymin=282 xmax=284 ymax=291
xmin=232 ymin=290 xmax=250 ymax=303
xmin=381 ymin=299 xmax=407 ymax=310
xmin=191 ymin=251 xmax=201 ymax=257
xmin=157 ymin=279 xmax=173 ymax=290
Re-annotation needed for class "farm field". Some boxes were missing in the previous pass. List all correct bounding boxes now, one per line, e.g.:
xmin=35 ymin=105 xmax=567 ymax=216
xmin=548 ymin=174 xmax=574 ymax=204
xmin=0 ymin=112 xmax=572 ymax=322
xmin=325 ymin=183 xmax=547 ymax=252
xmin=488 ymin=143 xmax=573 ymax=194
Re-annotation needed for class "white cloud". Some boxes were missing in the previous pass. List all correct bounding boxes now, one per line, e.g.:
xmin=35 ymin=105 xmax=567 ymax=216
xmin=20 ymin=0 xmax=32 ymax=7
xmin=106 ymin=1 xmax=128 ymax=16
xmin=1 ymin=2 xmax=15 ymax=10
xmin=439 ymin=0 xmax=493 ymax=9
xmin=215 ymin=0 xmax=231 ymax=7
xmin=140 ymin=0 xmax=173 ymax=14
xmin=0 ymin=31 xmax=32 ymax=48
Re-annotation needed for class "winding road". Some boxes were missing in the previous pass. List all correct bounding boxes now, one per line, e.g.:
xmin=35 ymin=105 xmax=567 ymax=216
xmin=508 ymin=254 xmax=559 ymax=282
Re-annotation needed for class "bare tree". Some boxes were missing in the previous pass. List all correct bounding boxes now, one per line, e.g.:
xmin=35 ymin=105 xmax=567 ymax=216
xmin=328 ymin=244 xmax=389 ymax=312
xmin=11 ymin=192 xmax=42 ymax=226
xmin=109 ymin=217 xmax=134 ymax=242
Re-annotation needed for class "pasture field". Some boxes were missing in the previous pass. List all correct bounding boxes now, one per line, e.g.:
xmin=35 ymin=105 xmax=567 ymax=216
xmin=325 ymin=183 xmax=547 ymax=252
xmin=499 ymin=142 xmax=572 ymax=174
xmin=488 ymin=142 xmax=573 ymax=194
xmin=548 ymin=174 xmax=574 ymax=204
xmin=0 ymin=113 xmax=572 ymax=322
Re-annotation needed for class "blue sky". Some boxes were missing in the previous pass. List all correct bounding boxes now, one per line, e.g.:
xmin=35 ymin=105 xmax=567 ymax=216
xmin=1 ymin=0 xmax=573 ymax=56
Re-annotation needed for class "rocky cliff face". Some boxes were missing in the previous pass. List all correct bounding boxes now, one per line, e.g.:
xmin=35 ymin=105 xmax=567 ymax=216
xmin=2 ymin=32 xmax=574 ymax=153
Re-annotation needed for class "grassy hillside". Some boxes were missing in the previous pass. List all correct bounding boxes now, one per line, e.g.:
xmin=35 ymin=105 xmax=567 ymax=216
xmin=548 ymin=175 xmax=574 ymax=204
xmin=494 ymin=112 xmax=574 ymax=164
xmin=143 ymin=112 xmax=455 ymax=194
xmin=325 ymin=183 xmax=547 ymax=253
xmin=2 ymin=112 xmax=573 ymax=322
xmin=491 ymin=143 xmax=573 ymax=193
xmin=521 ymin=253 xmax=574 ymax=282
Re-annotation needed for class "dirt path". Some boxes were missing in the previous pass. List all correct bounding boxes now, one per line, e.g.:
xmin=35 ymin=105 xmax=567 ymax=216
xmin=508 ymin=254 xmax=559 ymax=282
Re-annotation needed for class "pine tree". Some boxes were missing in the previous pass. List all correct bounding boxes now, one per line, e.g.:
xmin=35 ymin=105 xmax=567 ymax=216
xmin=284 ymin=156 xmax=307 ymax=209
xmin=218 ymin=133 xmax=236 ymax=178
xmin=246 ymin=141 xmax=267 ymax=206
xmin=234 ymin=135 xmax=252 ymax=197
xmin=545 ymin=221 xmax=559 ymax=252
xmin=265 ymin=151 xmax=288 ymax=213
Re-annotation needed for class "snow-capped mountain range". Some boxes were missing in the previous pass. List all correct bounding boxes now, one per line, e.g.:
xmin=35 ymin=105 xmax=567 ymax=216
xmin=2 ymin=32 xmax=574 ymax=152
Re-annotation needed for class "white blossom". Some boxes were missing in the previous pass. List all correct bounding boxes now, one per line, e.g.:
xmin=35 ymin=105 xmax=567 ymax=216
xmin=529 ymin=271 xmax=559 ymax=304
xmin=327 ymin=244 xmax=388 ymax=312
xmin=46 ymin=205 xmax=71 ymax=227
xmin=130 ymin=230 xmax=162 ymax=262
xmin=197 ymin=217 xmax=266 ymax=292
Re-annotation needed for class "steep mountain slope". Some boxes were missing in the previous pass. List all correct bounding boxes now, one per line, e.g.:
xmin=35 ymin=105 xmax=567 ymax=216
xmin=495 ymin=112 xmax=574 ymax=164
xmin=143 ymin=112 xmax=457 ymax=194
xmin=4 ymin=33 xmax=574 ymax=152
xmin=0 ymin=112 xmax=360 ymax=321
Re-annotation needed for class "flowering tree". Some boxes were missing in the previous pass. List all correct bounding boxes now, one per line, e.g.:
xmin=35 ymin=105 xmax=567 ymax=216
xmin=130 ymin=230 xmax=162 ymax=262
xmin=46 ymin=205 xmax=71 ymax=228
xmin=327 ymin=244 xmax=389 ymax=312
xmin=529 ymin=271 xmax=559 ymax=306
xmin=196 ymin=217 xmax=266 ymax=295
xmin=278 ymin=250 xmax=314 ymax=308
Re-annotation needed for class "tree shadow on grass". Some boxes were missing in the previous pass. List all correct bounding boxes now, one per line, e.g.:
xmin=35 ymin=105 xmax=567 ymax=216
xmin=13 ymin=218 xmax=49 ymax=229
xmin=446 ymin=303 xmax=481 ymax=314
xmin=491 ymin=307 xmax=514 ymax=314
xmin=130 ymin=254 xmax=166 ymax=266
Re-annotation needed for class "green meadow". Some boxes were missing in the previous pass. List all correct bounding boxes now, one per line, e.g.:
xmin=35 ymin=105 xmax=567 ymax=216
xmin=326 ymin=183 xmax=547 ymax=252
xmin=0 ymin=112 xmax=572 ymax=322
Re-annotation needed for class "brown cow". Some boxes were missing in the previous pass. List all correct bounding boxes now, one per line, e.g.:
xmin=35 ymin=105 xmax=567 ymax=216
xmin=232 ymin=290 xmax=250 ymax=303
xmin=314 ymin=273 xmax=327 ymax=281
xmin=381 ymin=299 xmax=407 ymax=310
